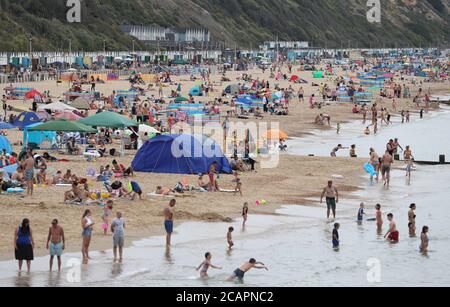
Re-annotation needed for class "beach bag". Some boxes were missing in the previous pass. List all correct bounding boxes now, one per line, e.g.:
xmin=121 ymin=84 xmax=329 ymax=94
xmin=2 ymin=181 xmax=13 ymax=191
xmin=111 ymin=181 xmax=122 ymax=190
xmin=173 ymin=182 xmax=184 ymax=193
xmin=109 ymin=149 xmax=116 ymax=156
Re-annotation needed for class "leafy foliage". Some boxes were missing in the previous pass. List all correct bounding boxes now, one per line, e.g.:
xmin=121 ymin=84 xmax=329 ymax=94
xmin=0 ymin=0 xmax=448 ymax=51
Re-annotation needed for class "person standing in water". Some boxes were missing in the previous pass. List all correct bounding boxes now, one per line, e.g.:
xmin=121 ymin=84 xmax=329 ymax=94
xmin=227 ymin=258 xmax=268 ymax=281
xmin=196 ymin=252 xmax=222 ymax=278
xmin=420 ymin=226 xmax=429 ymax=253
xmin=381 ymin=150 xmax=394 ymax=188
xmin=14 ymin=218 xmax=35 ymax=272
xmin=357 ymin=203 xmax=365 ymax=223
xmin=320 ymin=180 xmax=339 ymax=219
xmin=375 ymin=204 xmax=383 ymax=234
xmin=81 ymin=209 xmax=95 ymax=262
xmin=46 ymin=219 xmax=65 ymax=272
xmin=111 ymin=211 xmax=125 ymax=263
xmin=227 ymin=227 xmax=234 ymax=249
xmin=370 ymin=148 xmax=380 ymax=181
xmin=332 ymin=223 xmax=340 ymax=248
xmin=242 ymin=202 xmax=249 ymax=226
xmin=408 ymin=203 xmax=417 ymax=237
xmin=385 ymin=213 xmax=399 ymax=243
xmin=164 ymin=199 xmax=176 ymax=246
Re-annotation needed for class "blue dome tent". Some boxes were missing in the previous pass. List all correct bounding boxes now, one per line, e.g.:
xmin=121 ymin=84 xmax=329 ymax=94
xmin=14 ymin=112 xmax=41 ymax=130
xmin=132 ymin=134 xmax=232 ymax=174
xmin=0 ymin=135 xmax=12 ymax=154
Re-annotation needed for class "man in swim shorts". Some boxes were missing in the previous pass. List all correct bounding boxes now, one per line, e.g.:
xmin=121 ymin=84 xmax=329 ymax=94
xmin=320 ymin=180 xmax=339 ymax=219
xmin=46 ymin=219 xmax=65 ymax=272
xmin=163 ymin=199 xmax=176 ymax=246
xmin=227 ymin=258 xmax=268 ymax=281
xmin=381 ymin=150 xmax=394 ymax=188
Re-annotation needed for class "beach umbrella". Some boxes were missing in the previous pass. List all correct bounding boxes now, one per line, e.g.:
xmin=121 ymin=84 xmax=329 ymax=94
xmin=78 ymin=111 xmax=138 ymax=157
xmin=174 ymin=96 xmax=189 ymax=103
xmin=263 ymin=129 xmax=288 ymax=141
xmin=78 ymin=111 xmax=137 ymax=129
xmin=36 ymin=111 xmax=51 ymax=120
xmin=71 ymin=97 xmax=91 ymax=110
xmin=54 ymin=111 xmax=83 ymax=121
xmin=139 ymin=124 xmax=160 ymax=135
xmin=37 ymin=101 xmax=76 ymax=113
xmin=25 ymin=89 xmax=43 ymax=100
xmin=27 ymin=119 xmax=97 ymax=133
xmin=0 ymin=121 xmax=15 ymax=129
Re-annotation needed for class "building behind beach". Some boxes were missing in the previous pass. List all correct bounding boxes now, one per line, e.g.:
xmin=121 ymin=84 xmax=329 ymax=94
xmin=120 ymin=25 xmax=212 ymax=49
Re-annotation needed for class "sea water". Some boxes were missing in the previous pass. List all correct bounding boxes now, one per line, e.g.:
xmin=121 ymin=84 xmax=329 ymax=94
xmin=288 ymin=106 xmax=450 ymax=162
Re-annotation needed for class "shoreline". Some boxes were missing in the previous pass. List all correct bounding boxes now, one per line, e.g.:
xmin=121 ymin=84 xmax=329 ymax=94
xmin=0 ymin=153 xmax=366 ymax=261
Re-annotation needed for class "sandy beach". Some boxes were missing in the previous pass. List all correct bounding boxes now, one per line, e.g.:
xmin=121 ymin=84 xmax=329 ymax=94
xmin=0 ymin=63 xmax=449 ymax=262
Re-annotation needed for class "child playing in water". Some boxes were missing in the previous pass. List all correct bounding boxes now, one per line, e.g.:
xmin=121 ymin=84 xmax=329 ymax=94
xmin=196 ymin=252 xmax=222 ymax=278
xmin=420 ymin=226 xmax=429 ymax=253
xmin=408 ymin=203 xmax=417 ymax=237
xmin=375 ymin=204 xmax=383 ymax=234
xmin=102 ymin=200 xmax=113 ymax=235
xmin=332 ymin=223 xmax=340 ymax=248
xmin=385 ymin=213 xmax=399 ymax=243
xmin=227 ymin=227 xmax=234 ymax=249
xmin=357 ymin=203 xmax=365 ymax=222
